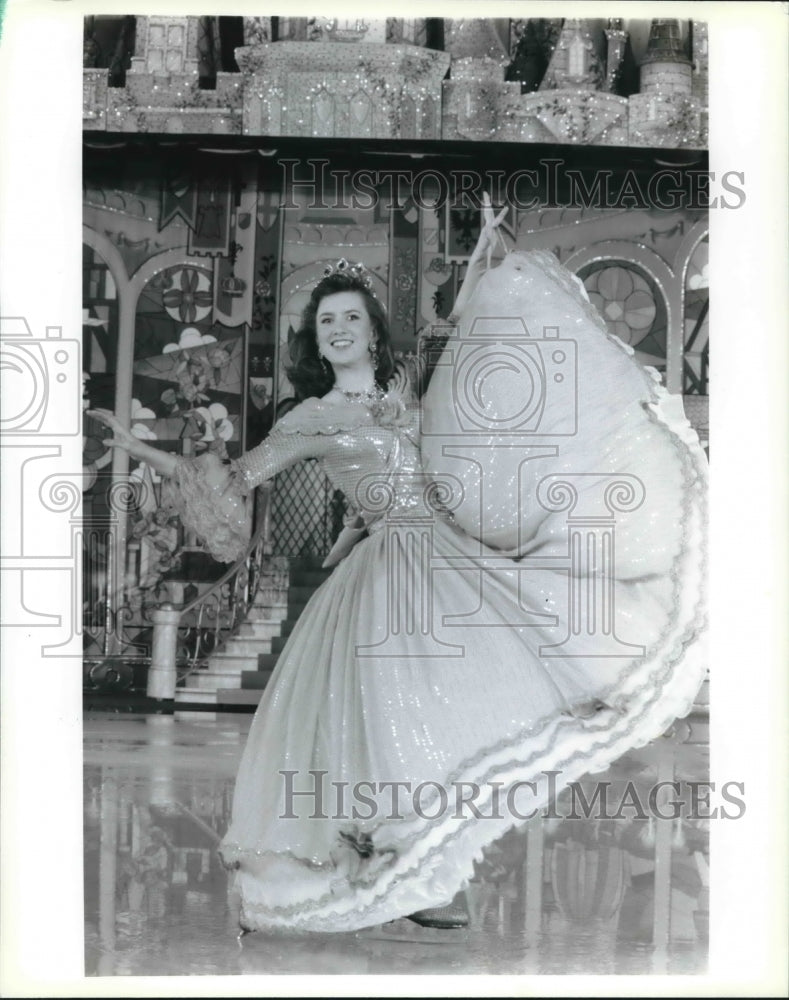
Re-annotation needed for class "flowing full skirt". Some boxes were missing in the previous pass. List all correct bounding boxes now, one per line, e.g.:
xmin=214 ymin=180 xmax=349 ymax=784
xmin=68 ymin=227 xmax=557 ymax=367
xmin=218 ymin=250 xmax=708 ymax=932
xmin=220 ymin=420 xmax=706 ymax=931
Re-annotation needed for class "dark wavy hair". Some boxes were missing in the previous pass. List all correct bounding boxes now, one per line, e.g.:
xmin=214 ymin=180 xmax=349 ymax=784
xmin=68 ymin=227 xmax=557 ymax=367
xmin=286 ymin=271 xmax=395 ymax=401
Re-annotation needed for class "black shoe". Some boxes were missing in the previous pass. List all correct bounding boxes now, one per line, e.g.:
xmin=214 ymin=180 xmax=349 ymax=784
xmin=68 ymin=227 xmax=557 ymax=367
xmin=237 ymin=923 xmax=255 ymax=944
xmin=406 ymin=903 xmax=469 ymax=929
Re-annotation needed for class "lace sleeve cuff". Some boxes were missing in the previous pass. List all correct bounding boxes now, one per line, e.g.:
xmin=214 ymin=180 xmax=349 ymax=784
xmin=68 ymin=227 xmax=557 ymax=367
xmin=164 ymin=454 xmax=252 ymax=564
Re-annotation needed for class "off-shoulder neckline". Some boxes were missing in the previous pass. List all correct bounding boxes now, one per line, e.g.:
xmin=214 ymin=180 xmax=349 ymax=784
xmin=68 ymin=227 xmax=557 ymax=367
xmin=298 ymin=395 xmax=375 ymax=412
xmin=275 ymin=395 xmax=392 ymax=437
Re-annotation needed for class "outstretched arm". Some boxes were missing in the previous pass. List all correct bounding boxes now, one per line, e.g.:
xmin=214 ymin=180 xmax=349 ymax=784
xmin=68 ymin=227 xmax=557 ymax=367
xmin=89 ymin=405 xmax=323 ymax=563
xmin=89 ymin=406 xmax=322 ymax=491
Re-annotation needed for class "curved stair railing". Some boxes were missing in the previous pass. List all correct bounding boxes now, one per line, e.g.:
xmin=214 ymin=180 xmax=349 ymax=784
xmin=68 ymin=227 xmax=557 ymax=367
xmin=148 ymin=485 xmax=273 ymax=698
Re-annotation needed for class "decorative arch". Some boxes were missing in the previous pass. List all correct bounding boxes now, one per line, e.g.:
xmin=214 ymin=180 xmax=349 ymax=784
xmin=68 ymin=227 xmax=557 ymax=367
xmin=82 ymin=226 xmax=125 ymax=381
xmin=99 ymin=247 xmax=218 ymax=430
xmin=564 ymin=241 xmax=685 ymax=393
xmin=674 ymin=220 xmax=709 ymax=290
xmin=82 ymin=224 xmax=129 ymax=294
xmin=675 ymin=222 xmax=709 ymax=399
xmin=128 ymin=251 xmax=243 ymax=436
xmin=563 ymin=240 xmax=676 ymax=302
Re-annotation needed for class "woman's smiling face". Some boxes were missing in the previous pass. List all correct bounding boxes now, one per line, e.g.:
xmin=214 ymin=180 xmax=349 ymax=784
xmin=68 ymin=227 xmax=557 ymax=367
xmin=315 ymin=291 xmax=375 ymax=370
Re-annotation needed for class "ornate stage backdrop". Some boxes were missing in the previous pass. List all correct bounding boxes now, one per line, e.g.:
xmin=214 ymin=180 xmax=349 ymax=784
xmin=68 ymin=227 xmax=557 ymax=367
xmin=80 ymin=15 xmax=709 ymax=667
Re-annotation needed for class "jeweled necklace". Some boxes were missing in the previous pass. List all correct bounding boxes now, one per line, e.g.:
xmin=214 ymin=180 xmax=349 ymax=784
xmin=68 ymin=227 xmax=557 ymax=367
xmin=335 ymin=384 xmax=386 ymax=406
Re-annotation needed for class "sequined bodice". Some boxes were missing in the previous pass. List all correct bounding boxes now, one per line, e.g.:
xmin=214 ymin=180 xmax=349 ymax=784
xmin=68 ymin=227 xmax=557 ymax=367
xmin=234 ymin=394 xmax=434 ymax=525
xmin=316 ymin=416 xmax=429 ymax=521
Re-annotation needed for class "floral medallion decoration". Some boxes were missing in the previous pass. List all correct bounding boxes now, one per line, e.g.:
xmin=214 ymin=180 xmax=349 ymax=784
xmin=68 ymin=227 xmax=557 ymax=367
xmin=585 ymin=265 xmax=656 ymax=345
xmin=163 ymin=267 xmax=213 ymax=324
xmin=582 ymin=262 xmax=666 ymax=369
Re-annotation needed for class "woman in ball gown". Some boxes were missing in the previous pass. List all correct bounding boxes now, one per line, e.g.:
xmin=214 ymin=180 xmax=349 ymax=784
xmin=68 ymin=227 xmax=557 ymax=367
xmin=90 ymin=203 xmax=708 ymax=934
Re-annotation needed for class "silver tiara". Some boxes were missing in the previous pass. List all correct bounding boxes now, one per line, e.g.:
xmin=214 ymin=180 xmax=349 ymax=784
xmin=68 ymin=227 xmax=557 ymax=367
xmin=322 ymin=258 xmax=375 ymax=291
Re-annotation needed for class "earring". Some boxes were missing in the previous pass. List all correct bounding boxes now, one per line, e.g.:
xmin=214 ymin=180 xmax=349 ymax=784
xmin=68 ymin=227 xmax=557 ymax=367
xmin=368 ymin=341 xmax=379 ymax=366
xmin=319 ymin=354 xmax=331 ymax=377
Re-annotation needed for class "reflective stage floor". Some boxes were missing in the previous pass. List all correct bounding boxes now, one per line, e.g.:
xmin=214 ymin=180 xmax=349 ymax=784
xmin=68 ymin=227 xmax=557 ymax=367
xmin=84 ymin=711 xmax=710 ymax=977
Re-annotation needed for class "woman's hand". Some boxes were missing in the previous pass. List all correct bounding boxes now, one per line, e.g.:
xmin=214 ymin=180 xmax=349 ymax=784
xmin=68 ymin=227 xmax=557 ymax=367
xmin=87 ymin=409 xmax=142 ymax=457
xmin=86 ymin=409 xmax=179 ymax=477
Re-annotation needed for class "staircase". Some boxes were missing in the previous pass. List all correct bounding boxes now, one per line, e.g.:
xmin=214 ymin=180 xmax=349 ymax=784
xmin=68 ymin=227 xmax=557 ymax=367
xmin=174 ymin=554 xmax=711 ymax=718
xmin=174 ymin=558 xmax=331 ymax=709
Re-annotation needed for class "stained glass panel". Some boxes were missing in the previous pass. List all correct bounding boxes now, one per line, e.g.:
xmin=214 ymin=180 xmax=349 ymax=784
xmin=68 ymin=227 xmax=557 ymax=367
xmin=579 ymin=261 xmax=667 ymax=372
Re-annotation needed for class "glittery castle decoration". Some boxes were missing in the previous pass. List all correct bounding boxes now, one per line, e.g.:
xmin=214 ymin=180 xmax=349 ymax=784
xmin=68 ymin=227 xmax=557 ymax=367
xmin=441 ymin=57 xmax=521 ymax=142
xmin=508 ymin=89 xmax=629 ymax=145
xmin=691 ymin=21 xmax=709 ymax=145
xmin=441 ymin=17 xmax=514 ymax=140
xmin=690 ymin=21 xmax=708 ymax=102
xmin=83 ymin=68 xmax=109 ymax=131
xmin=277 ymin=19 xmax=330 ymax=42
xmin=100 ymin=16 xmax=243 ymax=134
xmin=639 ymin=18 xmax=693 ymax=93
xmin=316 ymin=18 xmax=372 ymax=42
xmin=277 ymin=17 xmax=427 ymax=46
xmin=237 ymin=42 xmax=449 ymax=139
xmin=489 ymin=19 xmax=628 ymax=145
xmin=129 ymin=15 xmax=199 ymax=75
xmin=538 ymin=19 xmax=604 ymax=91
xmin=506 ymin=19 xmax=562 ymax=92
xmin=602 ymin=19 xmax=627 ymax=94
xmin=629 ymin=18 xmax=703 ymax=148
xmin=385 ymin=19 xmax=428 ymax=47
xmin=242 ymin=17 xmax=271 ymax=47
xmin=444 ymin=18 xmax=510 ymax=61
xmin=80 ymin=16 xmax=707 ymax=150
xmin=442 ymin=18 xmax=584 ymax=143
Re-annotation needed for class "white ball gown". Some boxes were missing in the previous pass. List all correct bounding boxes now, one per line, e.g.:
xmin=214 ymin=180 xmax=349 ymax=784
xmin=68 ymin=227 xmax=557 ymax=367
xmin=167 ymin=249 xmax=708 ymax=933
